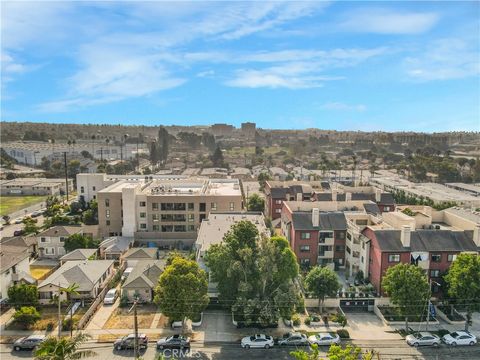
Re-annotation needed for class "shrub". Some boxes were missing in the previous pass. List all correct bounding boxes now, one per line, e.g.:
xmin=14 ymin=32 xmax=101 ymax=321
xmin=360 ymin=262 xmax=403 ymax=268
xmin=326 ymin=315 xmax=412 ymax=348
xmin=46 ymin=322 xmax=55 ymax=331
xmin=119 ymin=293 xmax=129 ymax=308
xmin=296 ymin=297 xmax=305 ymax=314
xmin=311 ymin=315 xmax=321 ymax=322
xmin=335 ymin=313 xmax=347 ymax=328
xmin=292 ymin=314 xmax=301 ymax=326
xmin=62 ymin=317 xmax=74 ymax=331
xmin=336 ymin=329 xmax=350 ymax=339
xmin=13 ymin=306 xmax=41 ymax=329
xmin=438 ymin=329 xmax=450 ymax=337
xmin=304 ymin=317 xmax=311 ymax=325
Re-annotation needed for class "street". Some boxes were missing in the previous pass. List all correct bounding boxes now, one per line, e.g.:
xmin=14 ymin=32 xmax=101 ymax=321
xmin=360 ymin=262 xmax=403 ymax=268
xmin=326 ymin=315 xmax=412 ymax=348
xmin=1 ymin=340 xmax=479 ymax=360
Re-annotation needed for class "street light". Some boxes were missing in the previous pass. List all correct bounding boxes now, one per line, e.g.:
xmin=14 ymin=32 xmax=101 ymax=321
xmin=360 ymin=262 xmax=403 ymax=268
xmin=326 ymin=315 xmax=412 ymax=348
xmin=425 ymin=278 xmax=441 ymax=331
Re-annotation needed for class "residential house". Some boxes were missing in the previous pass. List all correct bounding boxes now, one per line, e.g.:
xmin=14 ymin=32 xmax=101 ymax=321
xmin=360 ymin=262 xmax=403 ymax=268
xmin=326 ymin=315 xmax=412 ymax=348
xmin=36 ymin=226 xmax=83 ymax=259
xmin=0 ymin=245 xmax=35 ymax=302
xmin=121 ymin=260 xmax=164 ymax=302
xmin=99 ymin=236 xmax=134 ymax=260
xmin=37 ymin=260 xmax=115 ymax=304
xmin=121 ymin=247 xmax=158 ymax=267
xmin=59 ymin=248 xmax=97 ymax=265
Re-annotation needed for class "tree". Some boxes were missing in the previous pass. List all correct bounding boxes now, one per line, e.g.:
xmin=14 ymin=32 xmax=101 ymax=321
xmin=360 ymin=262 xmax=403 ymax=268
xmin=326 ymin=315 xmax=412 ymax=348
xmin=34 ymin=333 xmax=95 ymax=360
xmin=210 ymin=145 xmax=225 ymax=167
xmin=8 ymin=284 xmax=39 ymax=309
xmin=157 ymin=126 xmax=170 ymax=163
xmin=154 ymin=257 xmax=209 ymax=332
xmin=13 ymin=306 xmax=41 ymax=329
xmin=201 ymin=132 xmax=216 ymax=151
xmin=444 ymin=253 xmax=480 ymax=331
xmin=305 ymin=266 xmax=340 ymax=313
xmin=257 ymin=172 xmax=272 ymax=191
xmin=23 ymin=217 xmax=39 ymax=234
xmin=291 ymin=344 xmax=377 ymax=360
xmin=247 ymin=193 xmax=265 ymax=212
xmin=80 ymin=150 xmax=93 ymax=159
xmin=64 ymin=234 xmax=99 ymax=253
xmin=382 ymin=263 xmax=430 ymax=332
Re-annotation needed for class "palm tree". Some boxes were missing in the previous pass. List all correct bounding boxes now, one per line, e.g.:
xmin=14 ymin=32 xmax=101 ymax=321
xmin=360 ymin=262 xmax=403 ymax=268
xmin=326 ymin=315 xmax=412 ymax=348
xmin=51 ymin=284 xmax=80 ymax=337
xmin=34 ymin=333 xmax=95 ymax=360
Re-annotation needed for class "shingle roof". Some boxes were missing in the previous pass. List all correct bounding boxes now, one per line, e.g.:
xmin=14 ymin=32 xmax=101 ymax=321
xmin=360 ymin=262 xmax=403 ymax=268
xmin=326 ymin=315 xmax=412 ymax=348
xmin=122 ymin=260 xmax=164 ymax=289
xmin=39 ymin=260 xmax=114 ymax=291
xmin=0 ymin=245 xmax=30 ymax=273
xmin=372 ymin=230 xmax=478 ymax=252
xmin=1 ymin=236 xmax=37 ymax=248
xmin=37 ymin=226 xmax=83 ymax=238
xmin=123 ymin=248 xmax=158 ymax=260
xmin=292 ymin=212 xmax=347 ymax=231
xmin=363 ymin=203 xmax=381 ymax=215
xmin=59 ymin=248 xmax=97 ymax=262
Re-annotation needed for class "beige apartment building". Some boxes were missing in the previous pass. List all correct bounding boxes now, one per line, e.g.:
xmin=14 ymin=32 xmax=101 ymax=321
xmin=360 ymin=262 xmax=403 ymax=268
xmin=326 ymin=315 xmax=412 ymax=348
xmin=94 ymin=176 xmax=243 ymax=247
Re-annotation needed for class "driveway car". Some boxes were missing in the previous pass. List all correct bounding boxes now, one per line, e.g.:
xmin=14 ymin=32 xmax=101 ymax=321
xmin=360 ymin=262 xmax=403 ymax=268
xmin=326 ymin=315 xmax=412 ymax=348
xmin=241 ymin=334 xmax=274 ymax=349
xmin=14 ymin=218 xmax=24 ymax=224
xmin=278 ymin=332 xmax=309 ymax=346
xmin=114 ymin=334 xmax=148 ymax=350
xmin=31 ymin=210 xmax=43 ymax=217
xmin=156 ymin=335 xmax=190 ymax=350
xmin=103 ymin=288 xmax=117 ymax=305
xmin=308 ymin=332 xmax=341 ymax=346
xmin=442 ymin=331 xmax=477 ymax=346
xmin=406 ymin=332 xmax=440 ymax=347
xmin=13 ymin=335 xmax=46 ymax=351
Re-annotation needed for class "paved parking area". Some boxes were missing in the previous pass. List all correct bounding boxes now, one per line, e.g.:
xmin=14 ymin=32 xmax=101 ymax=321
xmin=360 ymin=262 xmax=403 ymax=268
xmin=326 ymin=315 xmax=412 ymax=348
xmin=86 ymin=298 xmax=119 ymax=330
xmin=345 ymin=312 xmax=402 ymax=340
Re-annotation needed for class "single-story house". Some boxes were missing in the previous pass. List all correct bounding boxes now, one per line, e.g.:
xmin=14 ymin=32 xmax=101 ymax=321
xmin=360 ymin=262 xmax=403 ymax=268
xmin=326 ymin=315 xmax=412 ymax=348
xmin=121 ymin=247 xmax=158 ymax=267
xmin=99 ymin=236 xmax=134 ymax=260
xmin=121 ymin=260 xmax=164 ymax=303
xmin=59 ymin=248 xmax=98 ymax=264
xmin=37 ymin=260 xmax=115 ymax=304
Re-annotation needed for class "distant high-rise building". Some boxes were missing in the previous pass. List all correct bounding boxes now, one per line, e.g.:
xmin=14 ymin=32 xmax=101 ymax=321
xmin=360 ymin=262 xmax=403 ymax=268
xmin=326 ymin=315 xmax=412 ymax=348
xmin=241 ymin=122 xmax=256 ymax=139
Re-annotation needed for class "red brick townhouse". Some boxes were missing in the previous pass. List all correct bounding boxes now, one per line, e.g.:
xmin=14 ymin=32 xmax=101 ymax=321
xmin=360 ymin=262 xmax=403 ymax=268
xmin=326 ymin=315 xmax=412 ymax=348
xmin=264 ymin=181 xmax=318 ymax=219
xmin=281 ymin=204 xmax=347 ymax=269
xmin=365 ymin=225 xmax=480 ymax=295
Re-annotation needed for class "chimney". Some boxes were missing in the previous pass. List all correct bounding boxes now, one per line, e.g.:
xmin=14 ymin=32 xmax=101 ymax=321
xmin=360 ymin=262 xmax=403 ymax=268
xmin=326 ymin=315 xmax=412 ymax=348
xmin=400 ymin=225 xmax=411 ymax=248
xmin=474 ymin=224 xmax=480 ymax=247
xmin=375 ymin=188 xmax=382 ymax=202
xmin=312 ymin=208 xmax=320 ymax=227
xmin=345 ymin=192 xmax=352 ymax=202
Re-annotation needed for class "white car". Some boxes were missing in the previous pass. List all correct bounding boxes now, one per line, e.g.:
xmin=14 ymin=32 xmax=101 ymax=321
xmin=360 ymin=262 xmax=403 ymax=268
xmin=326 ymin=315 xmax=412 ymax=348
xmin=406 ymin=332 xmax=440 ymax=347
xmin=308 ymin=332 xmax=340 ymax=346
xmin=104 ymin=288 xmax=117 ymax=305
xmin=14 ymin=217 xmax=24 ymax=224
xmin=442 ymin=331 xmax=477 ymax=346
xmin=241 ymin=334 xmax=274 ymax=349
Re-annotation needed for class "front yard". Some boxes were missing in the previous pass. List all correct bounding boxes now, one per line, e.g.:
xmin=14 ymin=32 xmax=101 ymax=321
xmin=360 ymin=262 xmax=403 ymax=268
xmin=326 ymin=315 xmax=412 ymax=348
xmin=104 ymin=304 xmax=158 ymax=329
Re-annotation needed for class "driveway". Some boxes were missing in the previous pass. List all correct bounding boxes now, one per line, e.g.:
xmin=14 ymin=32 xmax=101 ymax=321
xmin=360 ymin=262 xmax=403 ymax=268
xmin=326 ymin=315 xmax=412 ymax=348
xmin=86 ymin=298 xmax=119 ymax=330
xmin=345 ymin=312 xmax=402 ymax=340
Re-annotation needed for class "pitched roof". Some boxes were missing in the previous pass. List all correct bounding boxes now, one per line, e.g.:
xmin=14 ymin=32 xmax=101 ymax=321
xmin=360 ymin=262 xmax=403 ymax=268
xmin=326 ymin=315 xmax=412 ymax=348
xmin=37 ymin=226 xmax=83 ymax=238
xmin=0 ymin=244 xmax=30 ymax=273
xmin=372 ymin=230 xmax=478 ymax=252
xmin=291 ymin=212 xmax=347 ymax=231
xmin=363 ymin=203 xmax=381 ymax=215
xmin=122 ymin=248 xmax=158 ymax=260
xmin=100 ymin=236 xmax=133 ymax=254
xmin=1 ymin=236 xmax=37 ymax=248
xmin=122 ymin=260 xmax=164 ymax=289
xmin=38 ymin=260 xmax=114 ymax=291
xmin=59 ymin=248 xmax=97 ymax=262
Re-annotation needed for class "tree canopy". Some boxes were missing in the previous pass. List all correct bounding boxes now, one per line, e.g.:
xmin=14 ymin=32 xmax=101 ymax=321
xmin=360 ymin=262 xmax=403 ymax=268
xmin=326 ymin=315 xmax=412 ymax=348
xmin=34 ymin=333 xmax=95 ymax=360
xmin=304 ymin=266 xmax=340 ymax=313
xmin=247 ymin=193 xmax=265 ymax=212
xmin=8 ymin=284 xmax=39 ymax=309
xmin=13 ymin=306 xmax=41 ymax=329
xmin=64 ymin=234 xmax=99 ymax=253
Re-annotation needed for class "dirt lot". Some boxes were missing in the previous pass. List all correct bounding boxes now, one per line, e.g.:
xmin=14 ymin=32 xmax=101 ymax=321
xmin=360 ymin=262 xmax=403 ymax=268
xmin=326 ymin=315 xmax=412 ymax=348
xmin=104 ymin=305 xmax=158 ymax=329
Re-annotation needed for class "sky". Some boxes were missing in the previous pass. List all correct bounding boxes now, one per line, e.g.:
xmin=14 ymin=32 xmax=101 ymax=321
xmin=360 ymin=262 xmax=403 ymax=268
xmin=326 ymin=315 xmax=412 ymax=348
xmin=1 ymin=0 xmax=479 ymax=132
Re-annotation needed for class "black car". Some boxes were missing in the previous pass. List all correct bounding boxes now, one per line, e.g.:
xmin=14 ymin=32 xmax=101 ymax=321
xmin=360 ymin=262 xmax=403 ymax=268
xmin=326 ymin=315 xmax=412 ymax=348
xmin=156 ymin=335 xmax=190 ymax=350
xmin=114 ymin=334 xmax=148 ymax=350
xmin=13 ymin=335 xmax=46 ymax=351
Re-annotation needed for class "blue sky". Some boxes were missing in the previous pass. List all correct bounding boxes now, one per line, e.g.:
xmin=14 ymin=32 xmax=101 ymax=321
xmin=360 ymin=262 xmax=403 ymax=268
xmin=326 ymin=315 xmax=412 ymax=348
xmin=1 ymin=1 xmax=479 ymax=131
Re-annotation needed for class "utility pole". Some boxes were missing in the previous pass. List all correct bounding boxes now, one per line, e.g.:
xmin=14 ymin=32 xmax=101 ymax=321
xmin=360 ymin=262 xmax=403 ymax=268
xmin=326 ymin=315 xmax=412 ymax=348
xmin=426 ymin=279 xmax=440 ymax=331
xmin=57 ymin=283 xmax=62 ymax=338
xmin=63 ymin=152 xmax=69 ymax=203
xmin=129 ymin=300 xmax=139 ymax=359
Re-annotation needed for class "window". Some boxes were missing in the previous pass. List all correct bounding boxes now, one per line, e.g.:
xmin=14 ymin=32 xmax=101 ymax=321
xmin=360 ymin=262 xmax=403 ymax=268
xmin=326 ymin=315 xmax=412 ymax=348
xmin=300 ymin=258 xmax=310 ymax=266
xmin=152 ymin=203 xmax=159 ymax=211
xmin=275 ymin=208 xmax=282 ymax=213
xmin=337 ymin=231 xmax=345 ymax=240
xmin=431 ymin=254 xmax=441 ymax=263
xmin=301 ymin=232 xmax=311 ymax=240
xmin=92 ymin=186 xmax=96 ymax=191
xmin=59 ymin=237 xmax=65 ymax=242
xmin=447 ymin=254 xmax=457 ymax=262
xmin=430 ymin=269 xmax=440 ymax=277
xmin=199 ymin=214 xmax=206 ymax=222
xmin=188 ymin=214 xmax=194 ymax=222
xmin=346 ymin=246 xmax=351 ymax=254
xmin=335 ymin=245 xmax=345 ymax=252
xmin=40 ymin=237 xmax=47 ymax=243
xmin=105 ymin=210 xmax=110 ymax=218
xmin=275 ymin=200 xmax=282 ymax=205
xmin=139 ymin=223 xmax=147 ymax=229
xmin=300 ymin=245 xmax=310 ymax=252
xmin=384 ymin=206 xmax=390 ymax=211
xmin=211 ymin=202 xmax=217 ymax=211
xmin=174 ymin=225 xmax=186 ymax=232
xmin=199 ymin=203 xmax=206 ymax=212
xmin=45 ymin=247 xmax=55 ymax=255
xmin=388 ymin=254 xmax=400 ymax=262
xmin=229 ymin=202 xmax=235 ymax=211
xmin=152 ymin=225 xmax=159 ymax=231
xmin=188 ymin=203 xmax=194 ymax=211
xmin=80 ymin=186 xmax=84 ymax=193
xmin=161 ymin=225 xmax=173 ymax=232
xmin=139 ymin=201 xmax=146 ymax=207
xmin=106 ymin=220 xmax=110 ymax=226
xmin=319 ymin=231 xmax=334 ymax=243
xmin=139 ymin=212 xmax=146 ymax=218
xmin=152 ymin=214 xmax=159 ymax=221
xmin=187 ymin=225 xmax=195 ymax=232
xmin=105 ymin=199 xmax=110 ymax=207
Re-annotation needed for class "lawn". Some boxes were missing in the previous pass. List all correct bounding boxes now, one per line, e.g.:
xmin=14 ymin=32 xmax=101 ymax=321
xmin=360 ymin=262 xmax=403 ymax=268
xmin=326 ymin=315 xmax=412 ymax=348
xmin=104 ymin=305 xmax=158 ymax=329
xmin=0 ymin=195 xmax=48 ymax=216
xmin=6 ymin=306 xmax=59 ymax=331
xmin=30 ymin=266 xmax=57 ymax=281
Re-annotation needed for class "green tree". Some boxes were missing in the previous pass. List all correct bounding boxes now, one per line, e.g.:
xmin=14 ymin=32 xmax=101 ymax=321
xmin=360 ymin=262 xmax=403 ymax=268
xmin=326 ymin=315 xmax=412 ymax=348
xmin=154 ymin=257 xmax=209 ymax=332
xmin=13 ymin=306 xmax=41 ymax=329
xmin=23 ymin=217 xmax=39 ymax=234
xmin=64 ymin=234 xmax=98 ymax=253
xmin=7 ymin=284 xmax=39 ymax=309
xmin=257 ymin=172 xmax=272 ymax=191
xmin=444 ymin=253 xmax=480 ymax=331
xmin=382 ymin=263 xmax=430 ymax=331
xmin=304 ymin=266 xmax=340 ymax=313
xmin=34 ymin=333 xmax=95 ymax=360
xmin=291 ymin=344 xmax=377 ymax=360
xmin=247 ymin=193 xmax=265 ymax=212
xmin=157 ymin=126 xmax=170 ymax=163
xmin=210 ymin=145 xmax=225 ymax=167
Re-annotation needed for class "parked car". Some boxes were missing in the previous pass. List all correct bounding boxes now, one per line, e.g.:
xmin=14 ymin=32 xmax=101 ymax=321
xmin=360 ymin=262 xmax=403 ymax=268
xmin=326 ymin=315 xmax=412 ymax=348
xmin=104 ymin=289 xmax=117 ymax=305
xmin=13 ymin=229 xmax=25 ymax=236
xmin=406 ymin=332 xmax=440 ymax=347
xmin=31 ymin=210 xmax=43 ymax=217
xmin=442 ymin=331 xmax=477 ymax=346
xmin=13 ymin=335 xmax=46 ymax=351
xmin=156 ymin=334 xmax=190 ymax=350
xmin=14 ymin=217 xmax=24 ymax=224
xmin=278 ymin=332 xmax=309 ymax=346
xmin=114 ymin=334 xmax=148 ymax=350
xmin=241 ymin=334 xmax=274 ymax=349
xmin=308 ymin=332 xmax=341 ymax=346
xmin=121 ymin=267 xmax=133 ymax=282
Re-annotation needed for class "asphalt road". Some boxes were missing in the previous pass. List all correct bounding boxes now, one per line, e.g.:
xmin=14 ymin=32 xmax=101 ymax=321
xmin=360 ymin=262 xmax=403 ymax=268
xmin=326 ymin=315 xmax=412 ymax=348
xmin=0 ymin=215 xmax=46 ymax=238
xmin=1 ymin=340 xmax=479 ymax=360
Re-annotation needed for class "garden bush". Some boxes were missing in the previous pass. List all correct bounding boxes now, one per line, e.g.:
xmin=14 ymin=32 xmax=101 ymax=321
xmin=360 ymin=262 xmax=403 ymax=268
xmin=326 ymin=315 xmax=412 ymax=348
xmin=292 ymin=314 xmax=301 ymax=326
xmin=336 ymin=329 xmax=350 ymax=339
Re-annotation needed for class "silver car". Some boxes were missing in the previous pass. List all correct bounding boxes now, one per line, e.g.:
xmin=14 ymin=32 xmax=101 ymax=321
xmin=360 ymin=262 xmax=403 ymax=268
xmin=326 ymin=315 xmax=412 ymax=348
xmin=308 ymin=332 xmax=340 ymax=346
xmin=406 ymin=332 xmax=440 ymax=347
xmin=278 ymin=332 xmax=309 ymax=346
xmin=13 ymin=335 xmax=46 ymax=351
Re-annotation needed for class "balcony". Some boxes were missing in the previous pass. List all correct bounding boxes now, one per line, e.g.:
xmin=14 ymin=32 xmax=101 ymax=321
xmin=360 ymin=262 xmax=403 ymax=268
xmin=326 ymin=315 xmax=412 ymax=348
xmin=318 ymin=251 xmax=334 ymax=259
xmin=318 ymin=237 xmax=335 ymax=246
xmin=416 ymin=260 xmax=430 ymax=270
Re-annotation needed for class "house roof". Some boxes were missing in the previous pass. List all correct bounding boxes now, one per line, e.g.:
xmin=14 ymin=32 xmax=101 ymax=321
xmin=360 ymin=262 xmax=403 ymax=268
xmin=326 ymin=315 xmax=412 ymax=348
xmin=1 ymin=235 xmax=37 ymax=248
xmin=122 ymin=260 xmax=164 ymax=289
xmin=36 ymin=226 xmax=83 ymax=238
xmin=372 ymin=230 xmax=478 ymax=252
xmin=100 ymin=236 xmax=133 ymax=254
xmin=122 ymin=248 xmax=158 ymax=260
xmin=363 ymin=203 xmax=381 ymax=215
xmin=59 ymin=248 xmax=97 ymax=262
xmin=38 ymin=260 xmax=114 ymax=292
xmin=291 ymin=212 xmax=347 ymax=231
xmin=0 ymin=244 xmax=30 ymax=273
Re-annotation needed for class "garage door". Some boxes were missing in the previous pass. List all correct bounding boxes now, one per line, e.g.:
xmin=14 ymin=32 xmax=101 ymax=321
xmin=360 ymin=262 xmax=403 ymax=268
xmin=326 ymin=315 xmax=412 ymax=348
xmin=340 ymin=299 xmax=374 ymax=312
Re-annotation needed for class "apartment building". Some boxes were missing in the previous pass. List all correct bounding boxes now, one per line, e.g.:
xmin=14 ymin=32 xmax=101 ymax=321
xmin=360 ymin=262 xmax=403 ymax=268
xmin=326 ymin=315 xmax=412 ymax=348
xmin=365 ymin=207 xmax=480 ymax=295
xmin=0 ymin=178 xmax=74 ymax=196
xmin=95 ymin=176 xmax=243 ymax=247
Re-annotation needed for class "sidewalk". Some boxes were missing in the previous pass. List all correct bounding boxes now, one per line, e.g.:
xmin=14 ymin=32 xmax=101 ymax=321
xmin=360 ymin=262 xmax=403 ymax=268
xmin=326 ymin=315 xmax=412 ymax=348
xmin=0 ymin=309 xmax=15 ymax=332
xmin=86 ymin=298 xmax=119 ymax=330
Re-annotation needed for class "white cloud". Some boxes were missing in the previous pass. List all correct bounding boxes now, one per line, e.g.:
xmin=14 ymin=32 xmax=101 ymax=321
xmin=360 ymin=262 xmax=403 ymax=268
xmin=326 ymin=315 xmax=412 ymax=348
xmin=320 ymin=102 xmax=367 ymax=112
xmin=404 ymin=38 xmax=480 ymax=81
xmin=340 ymin=9 xmax=440 ymax=34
